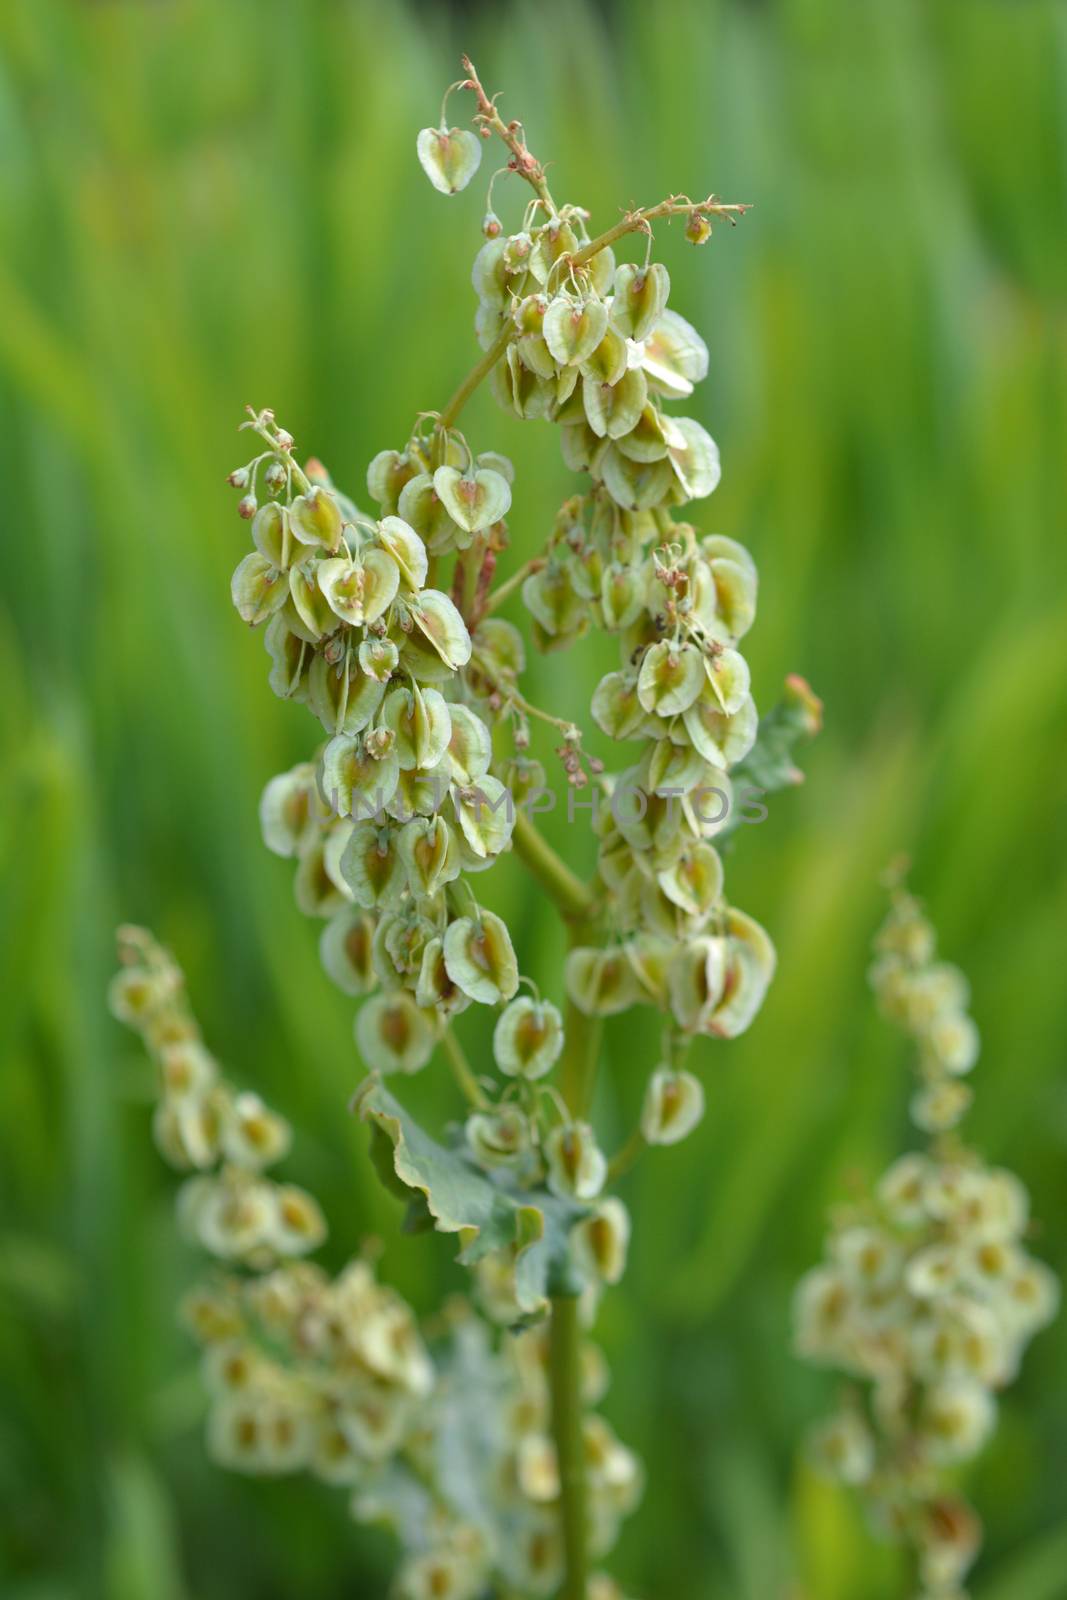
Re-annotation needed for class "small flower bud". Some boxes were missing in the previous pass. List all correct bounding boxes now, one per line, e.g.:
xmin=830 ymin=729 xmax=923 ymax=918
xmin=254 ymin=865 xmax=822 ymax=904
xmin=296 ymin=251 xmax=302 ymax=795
xmin=685 ymin=211 xmax=712 ymax=245
xmin=237 ymin=494 xmax=258 ymax=520
xmin=482 ymin=211 xmax=502 ymax=239
xmin=264 ymin=461 xmax=287 ymax=494
xmin=544 ymin=1120 xmax=606 ymax=1200
xmin=228 ymin=467 xmax=249 ymax=489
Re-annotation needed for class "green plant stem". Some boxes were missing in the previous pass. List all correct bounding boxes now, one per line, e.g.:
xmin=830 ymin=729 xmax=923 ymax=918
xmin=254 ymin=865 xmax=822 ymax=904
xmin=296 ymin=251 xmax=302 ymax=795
xmin=548 ymin=1293 xmax=588 ymax=1600
xmin=607 ymin=1122 xmax=646 ymax=1184
xmin=571 ymin=194 xmax=750 ymax=269
xmin=440 ymin=1027 xmax=489 ymax=1109
xmin=437 ymin=324 xmax=513 ymax=432
xmin=485 ymin=554 xmax=545 ymax=614
xmin=511 ymin=810 xmax=597 ymax=926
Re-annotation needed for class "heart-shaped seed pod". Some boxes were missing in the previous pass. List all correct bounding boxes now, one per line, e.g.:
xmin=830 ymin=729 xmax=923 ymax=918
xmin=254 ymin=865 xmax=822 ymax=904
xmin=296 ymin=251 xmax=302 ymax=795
xmin=320 ymin=735 xmax=400 ymax=820
xmin=453 ymin=775 xmax=514 ymax=859
xmin=646 ymin=737 xmax=708 ymax=798
xmin=703 ymin=647 xmax=751 ymax=715
xmin=472 ymin=236 xmax=510 ymax=308
xmin=528 ymin=219 xmax=578 ymax=285
xmin=355 ymin=991 xmax=436 ymax=1075
xmin=544 ymin=1120 xmax=606 ymax=1200
xmin=639 ymin=308 xmax=709 ymax=399
xmin=416 ymin=125 xmax=482 ymax=195
xmin=413 ymin=936 xmax=468 ymax=1015
xmin=318 ymin=549 xmax=400 ymax=627
xmin=614 ymin=404 xmax=670 ymax=463
xmin=640 ymin=1068 xmax=706 ymax=1146
xmin=580 ymin=324 xmax=629 ymax=389
xmin=521 ymin=564 xmax=586 ymax=637
xmin=473 ymin=616 xmax=525 ymax=677
xmin=467 ymin=1106 xmax=531 ymax=1171
xmin=308 ymin=653 xmax=385 ymax=737
xmin=494 ymin=344 xmax=554 ymax=421
xmin=339 ymin=822 xmax=405 ymax=909
xmin=442 ymin=910 xmax=519 ymax=1004
xmin=433 ymin=465 xmax=511 ymax=535
xmin=268 ymin=1185 xmax=327 ymax=1258
xmin=656 ymin=842 xmax=724 ymax=919
xmin=610 ymin=262 xmax=670 ymax=341
xmin=407 ymin=589 xmax=472 ymax=671
xmin=637 ymin=640 xmax=705 ymax=717
xmin=684 ymin=689 xmax=758 ymax=769
xmin=600 ymin=449 xmax=674 ymax=512
xmin=321 ymin=820 xmax=355 ymax=900
xmin=366 ymin=449 xmax=422 ymax=516
xmin=681 ymin=772 xmax=733 ymax=843
xmin=259 ymin=763 xmax=321 ymax=858
xmin=622 ymin=933 xmax=675 ymax=1007
xmin=517 ymin=332 xmax=558 ymax=381
xmin=565 ymin=947 xmax=641 ymax=1017
xmin=493 ymin=997 xmax=565 ymax=1080
xmin=319 ymin=907 xmax=378 ymax=996
xmin=667 ymin=936 xmax=729 ymax=1033
xmin=358 ymin=637 xmax=399 ymax=684
xmin=251 ymin=502 xmax=288 ymax=567
xmin=380 ymin=684 xmax=452 ymax=772
xmin=600 ymin=565 xmax=647 ymax=632
xmin=288 ymin=564 xmax=338 ymax=640
xmin=375 ymin=516 xmax=428 ymax=591
xmin=289 ymin=487 xmax=344 ymax=552
xmin=693 ymin=546 xmax=758 ymax=642
xmin=265 ymin=617 xmax=311 ymax=702
xmin=231 ymin=553 xmax=288 ymax=626
xmin=583 ymin=366 xmax=648 ymax=440
xmin=397 ymin=473 xmax=469 ymax=555
xmin=591 ymin=671 xmax=650 ymax=742
xmin=220 ymin=1092 xmax=291 ymax=1170
xmin=543 ymin=295 xmax=609 ymax=367
xmin=668 ymin=417 xmax=722 ymax=500
xmin=386 ymin=760 xmax=451 ymax=824
xmin=572 ymin=1198 xmax=631 ymax=1285
xmin=445 ymin=702 xmax=492 ymax=785
xmin=293 ymin=837 xmax=348 ymax=920
xmin=398 ymin=815 xmax=458 ymax=897
xmin=709 ymin=909 xmax=776 ymax=1038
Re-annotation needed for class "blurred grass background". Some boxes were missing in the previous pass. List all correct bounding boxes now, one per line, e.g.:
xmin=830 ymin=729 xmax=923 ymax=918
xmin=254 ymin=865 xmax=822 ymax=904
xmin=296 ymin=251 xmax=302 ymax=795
xmin=1 ymin=0 xmax=1065 ymax=1595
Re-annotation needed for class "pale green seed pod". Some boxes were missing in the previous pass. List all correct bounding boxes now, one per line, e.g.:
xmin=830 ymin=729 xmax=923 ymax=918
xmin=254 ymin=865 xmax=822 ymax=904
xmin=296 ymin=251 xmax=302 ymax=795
xmin=667 ymin=416 xmax=721 ymax=500
xmin=565 ymin=947 xmax=641 ymax=1017
xmin=808 ymin=1409 xmax=876 ymax=1486
xmin=375 ymin=515 xmax=428 ymax=591
xmin=260 ymin=763 xmax=321 ymax=857
xmin=355 ymin=991 xmax=436 ymax=1074
xmin=667 ymin=937 xmax=727 ymax=1033
xmin=683 ymin=689 xmax=758 ymax=768
xmin=317 ymin=549 xmax=400 ymax=627
xmin=639 ymin=308 xmax=709 ymax=399
xmin=381 ymin=684 xmax=452 ymax=772
xmin=308 ymin=652 xmax=385 ymax=736
xmin=646 ymin=737 xmax=709 ymax=799
xmin=289 ymin=487 xmax=343 ymax=551
xmin=528 ymin=218 xmax=578 ymax=285
xmin=159 ymin=1040 xmax=217 ymax=1101
xmin=442 ymin=911 xmax=519 ymax=1005
xmin=221 ymin=1091 xmax=291 ymax=1170
xmin=338 ymin=1385 xmax=410 ymax=1461
xmin=107 ymin=961 xmax=180 ymax=1026
xmin=293 ymin=837 xmax=348 ymax=919
xmin=320 ymin=734 xmax=400 ymax=819
xmin=601 ymin=432 xmax=671 ymax=508
xmin=709 ymin=909 xmax=777 ymax=1038
xmin=544 ymin=1120 xmax=606 ymax=1201
xmin=207 ymin=1393 xmax=269 ymax=1474
xmin=591 ymin=671 xmax=653 ymax=741
xmin=195 ymin=1175 xmax=276 ymax=1259
xmin=580 ymin=324 xmax=628 ymax=388
xmin=877 ymin=1152 xmax=931 ymax=1226
xmin=467 ymin=1105 xmax=531 ymax=1170
xmin=366 ymin=448 xmax=422 ymax=515
xmin=453 ymin=776 xmax=514 ymax=859
xmin=231 ymin=552 xmax=288 ymax=626
xmin=339 ymin=822 xmax=405 ymax=909
xmin=320 ymin=907 xmax=378 ymax=995
xmin=583 ymin=367 xmax=648 ymax=441
xmin=398 ymin=473 xmax=468 ymax=553
xmin=522 ymin=563 xmax=587 ymax=638
xmin=433 ymin=464 xmax=512 ymax=535
xmin=264 ymin=616 xmax=311 ymax=701
xmin=406 ymin=588 xmax=473 ymax=670
xmin=637 ymin=641 xmax=705 ymax=717
xmin=472 ymin=236 xmax=510 ymax=308
xmin=911 ymin=1078 xmax=972 ymax=1134
xmin=599 ymin=563 xmax=646 ymax=631
xmin=444 ymin=702 xmax=492 ymax=785
xmin=493 ymin=997 xmax=565 ymax=1080
xmin=387 ymin=760 xmax=451 ymax=823
xmin=414 ymin=936 xmax=469 ymax=1015
xmin=416 ymin=124 xmax=482 ymax=195
xmin=656 ymin=842 xmax=724 ymax=920
xmin=611 ymin=262 xmax=670 ymax=342
xmin=288 ymin=563 xmax=338 ymax=641
xmin=921 ymin=1378 xmax=996 ymax=1464
xmin=399 ymin=815 xmax=458 ymax=897
xmin=251 ymin=501 xmax=288 ymax=566
xmin=311 ymin=1418 xmax=364 ymax=1487
xmin=573 ymin=1197 xmax=631 ymax=1287
xmin=640 ymin=1067 xmax=705 ymax=1145
xmin=544 ymin=294 xmax=609 ymax=367
xmin=834 ymin=1225 xmax=904 ymax=1292
xmin=269 ymin=1184 xmax=328 ymax=1256
xmin=358 ymin=636 xmax=399 ymax=684
xmin=924 ymin=1010 xmax=980 ymax=1076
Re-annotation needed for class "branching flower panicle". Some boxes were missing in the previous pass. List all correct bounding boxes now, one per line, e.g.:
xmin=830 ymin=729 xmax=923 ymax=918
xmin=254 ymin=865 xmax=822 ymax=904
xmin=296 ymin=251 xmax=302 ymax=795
xmin=794 ymin=880 xmax=1059 ymax=1599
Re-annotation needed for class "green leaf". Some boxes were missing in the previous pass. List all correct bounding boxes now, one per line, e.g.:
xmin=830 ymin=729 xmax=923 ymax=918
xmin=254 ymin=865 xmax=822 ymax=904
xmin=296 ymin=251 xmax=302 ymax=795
xmin=731 ymin=674 xmax=822 ymax=797
xmin=354 ymin=1077 xmax=589 ymax=1318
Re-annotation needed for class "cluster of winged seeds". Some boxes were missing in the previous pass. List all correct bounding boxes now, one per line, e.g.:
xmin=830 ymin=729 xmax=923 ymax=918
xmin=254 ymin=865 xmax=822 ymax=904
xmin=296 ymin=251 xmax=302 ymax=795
xmin=109 ymin=929 xmax=639 ymax=1600
xmin=794 ymin=887 xmax=1058 ymax=1599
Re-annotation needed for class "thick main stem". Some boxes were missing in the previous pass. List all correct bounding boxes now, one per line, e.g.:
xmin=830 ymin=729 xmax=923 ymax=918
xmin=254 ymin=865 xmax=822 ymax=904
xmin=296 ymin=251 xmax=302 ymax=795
xmin=548 ymin=1293 xmax=588 ymax=1600
xmin=511 ymin=811 xmax=597 ymax=926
